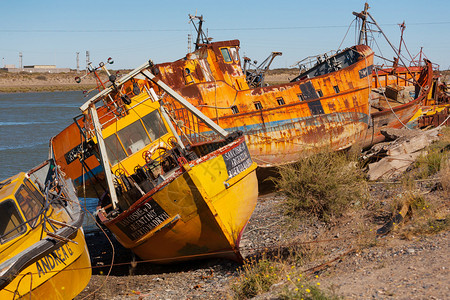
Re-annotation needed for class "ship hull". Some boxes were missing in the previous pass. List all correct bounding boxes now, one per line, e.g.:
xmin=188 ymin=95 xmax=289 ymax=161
xmin=0 ymin=230 xmax=91 ymax=300
xmin=155 ymin=44 xmax=374 ymax=167
xmin=97 ymin=137 xmax=258 ymax=263
xmin=362 ymin=60 xmax=434 ymax=148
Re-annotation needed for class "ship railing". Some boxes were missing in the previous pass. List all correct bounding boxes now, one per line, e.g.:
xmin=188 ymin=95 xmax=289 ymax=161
xmin=161 ymin=99 xmax=224 ymax=146
xmin=291 ymin=50 xmax=338 ymax=75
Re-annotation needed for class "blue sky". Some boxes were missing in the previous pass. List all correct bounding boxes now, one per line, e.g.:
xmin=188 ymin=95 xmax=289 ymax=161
xmin=1 ymin=0 xmax=449 ymax=70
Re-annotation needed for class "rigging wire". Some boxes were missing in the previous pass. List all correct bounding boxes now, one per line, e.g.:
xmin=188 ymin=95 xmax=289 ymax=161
xmin=337 ymin=18 xmax=356 ymax=51
xmin=2 ymin=21 xmax=449 ymax=33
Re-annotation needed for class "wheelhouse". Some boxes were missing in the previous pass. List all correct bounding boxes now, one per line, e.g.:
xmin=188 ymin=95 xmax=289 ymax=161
xmin=0 ymin=173 xmax=45 ymax=245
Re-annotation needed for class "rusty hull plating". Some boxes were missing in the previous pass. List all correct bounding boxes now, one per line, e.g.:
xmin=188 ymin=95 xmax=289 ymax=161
xmin=152 ymin=41 xmax=374 ymax=167
xmin=362 ymin=60 xmax=434 ymax=148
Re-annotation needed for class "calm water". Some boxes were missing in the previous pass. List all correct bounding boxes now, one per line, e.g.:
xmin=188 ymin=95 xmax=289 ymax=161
xmin=0 ymin=91 xmax=97 ymax=229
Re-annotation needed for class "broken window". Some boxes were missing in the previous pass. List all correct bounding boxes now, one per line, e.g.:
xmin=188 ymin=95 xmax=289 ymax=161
xmin=141 ymin=110 xmax=168 ymax=141
xmin=199 ymin=59 xmax=214 ymax=82
xmin=104 ymin=134 xmax=127 ymax=166
xmin=333 ymin=85 xmax=340 ymax=93
xmin=297 ymin=94 xmax=305 ymax=101
xmin=117 ymin=120 xmax=151 ymax=156
xmin=15 ymin=180 xmax=45 ymax=228
xmin=231 ymin=105 xmax=239 ymax=114
xmin=0 ymin=200 xmax=26 ymax=243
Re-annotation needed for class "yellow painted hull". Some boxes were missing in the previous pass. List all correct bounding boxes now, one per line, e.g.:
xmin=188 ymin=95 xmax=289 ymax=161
xmin=99 ymin=140 xmax=258 ymax=263
xmin=0 ymin=229 xmax=91 ymax=300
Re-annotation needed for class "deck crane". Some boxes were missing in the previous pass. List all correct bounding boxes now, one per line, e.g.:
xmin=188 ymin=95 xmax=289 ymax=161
xmin=243 ymin=52 xmax=282 ymax=88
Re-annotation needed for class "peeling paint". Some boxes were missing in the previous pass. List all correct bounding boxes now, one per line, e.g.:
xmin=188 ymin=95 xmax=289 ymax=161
xmin=151 ymin=42 xmax=375 ymax=167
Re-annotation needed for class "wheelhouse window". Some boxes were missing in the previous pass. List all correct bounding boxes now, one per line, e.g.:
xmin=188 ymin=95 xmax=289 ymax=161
xmin=104 ymin=110 xmax=168 ymax=166
xmin=333 ymin=85 xmax=340 ymax=93
xmin=254 ymin=101 xmax=263 ymax=110
xmin=229 ymin=47 xmax=239 ymax=62
xmin=15 ymin=180 xmax=45 ymax=227
xmin=276 ymin=97 xmax=285 ymax=105
xmin=231 ymin=105 xmax=239 ymax=114
xmin=141 ymin=110 xmax=168 ymax=140
xmin=220 ymin=48 xmax=232 ymax=63
xmin=104 ymin=134 xmax=127 ymax=166
xmin=117 ymin=120 xmax=150 ymax=155
xmin=297 ymin=94 xmax=305 ymax=101
xmin=0 ymin=199 xmax=26 ymax=243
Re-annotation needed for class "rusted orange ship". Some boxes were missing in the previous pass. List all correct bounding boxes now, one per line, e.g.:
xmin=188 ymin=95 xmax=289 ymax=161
xmin=363 ymin=60 xmax=433 ymax=147
xmin=148 ymin=16 xmax=374 ymax=167
xmin=353 ymin=3 xmax=434 ymax=147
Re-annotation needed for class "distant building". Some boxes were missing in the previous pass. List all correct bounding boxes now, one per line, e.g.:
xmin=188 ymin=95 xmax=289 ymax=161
xmin=24 ymin=65 xmax=56 ymax=69
xmin=1 ymin=65 xmax=71 ymax=73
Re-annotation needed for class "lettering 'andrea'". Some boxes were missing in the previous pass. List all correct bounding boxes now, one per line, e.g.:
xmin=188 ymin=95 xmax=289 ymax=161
xmin=35 ymin=243 xmax=74 ymax=278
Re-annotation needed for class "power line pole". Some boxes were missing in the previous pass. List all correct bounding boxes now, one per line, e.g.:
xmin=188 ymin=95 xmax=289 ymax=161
xmin=86 ymin=51 xmax=90 ymax=71
xmin=187 ymin=34 xmax=192 ymax=53
xmin=76 ymin=52 xmax=80 ymax=73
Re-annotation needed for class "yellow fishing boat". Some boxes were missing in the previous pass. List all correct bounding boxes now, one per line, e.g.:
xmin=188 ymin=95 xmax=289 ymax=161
xmin=51 ymin=61 xmax=258 ymax=263
xmin=0 ymin=159 xmax=91 ymax=299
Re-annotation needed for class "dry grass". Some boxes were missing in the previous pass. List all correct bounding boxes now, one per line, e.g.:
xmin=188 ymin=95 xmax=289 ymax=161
xmin=275 ymin=151 xmax=368 ymax=223
xmin=231 ymin=250 xmax=342 ymax=300
xmin=410 ymin=127 xmax=450 ymax=179
xmin=231 ymin=254 xmax=282 ymax=299
xmin=0 ymin=70 xmax=119 ymax=92
xmin=440 ymin=155 xmax=450 ymax=197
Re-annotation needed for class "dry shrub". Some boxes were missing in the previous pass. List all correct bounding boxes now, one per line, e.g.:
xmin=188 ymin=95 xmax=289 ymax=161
xmin=393 ymin=174 xmax=450 ymax=237
xmin=411 ymin=127 xmax=450 ymax=179
xmin=232 ymin=255 xmax=281 ymax=299
xmin=440 ymin=157 xmax=450 ymax=197
xmin=275 ymin=151 xmax=368 ymax=222
xmin=232 ymin=250 xmax=341 ymax=300
xmin=280 ymin=282 xmax=343 ymax=300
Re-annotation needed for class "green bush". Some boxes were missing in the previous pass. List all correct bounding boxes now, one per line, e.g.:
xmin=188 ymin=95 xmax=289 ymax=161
xmin=275 ymin=151 xmax=368 ymax=222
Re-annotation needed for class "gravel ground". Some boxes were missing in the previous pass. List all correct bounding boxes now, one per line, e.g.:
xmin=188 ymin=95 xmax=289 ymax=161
xmin=77 ymin=180 xmax=449 ymax=300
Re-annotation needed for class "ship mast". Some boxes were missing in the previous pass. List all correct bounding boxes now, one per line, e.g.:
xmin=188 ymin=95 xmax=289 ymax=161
xmin=352 ymin=3 xmax=419 ymax=86
xmin=353 ymin=2 xmax=370 ymax=45
xmin=189 ymin=14 xmax=209 ymax=50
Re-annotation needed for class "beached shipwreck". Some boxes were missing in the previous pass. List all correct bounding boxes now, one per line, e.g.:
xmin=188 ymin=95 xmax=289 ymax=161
xmin=352 ymin=3 xmax=435 ymax=147
xmin=51 ymin=62 xmax=258 ymax=263
xmin=151 ymin=17 xmax=374 ymax=167
xmin=153 ymin=12 xmax=434 ymax=161
xmin=0 ymin=159 xmax=91 ymax=299
xmin=48 ymin=4 xmax=440 ymax=265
